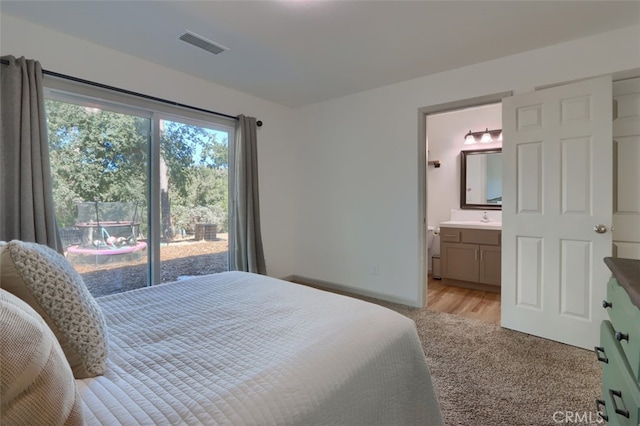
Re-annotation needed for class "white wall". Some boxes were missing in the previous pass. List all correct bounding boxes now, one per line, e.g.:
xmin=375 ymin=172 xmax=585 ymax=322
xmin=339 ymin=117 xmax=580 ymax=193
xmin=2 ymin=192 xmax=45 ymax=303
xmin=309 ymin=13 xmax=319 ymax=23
xmin=0 ymin=13 xmax=298 ymax=279
xmin=426 ymin=104 xmax=502 ymax=229
xmin=291 ymin=25 xmax=640 ymax=306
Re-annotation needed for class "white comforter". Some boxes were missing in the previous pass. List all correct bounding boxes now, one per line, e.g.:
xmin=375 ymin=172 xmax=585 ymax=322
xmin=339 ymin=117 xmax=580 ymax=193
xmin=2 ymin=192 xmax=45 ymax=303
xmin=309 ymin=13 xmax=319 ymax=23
xmin=78 ymin=272 xmax=443 ymax=425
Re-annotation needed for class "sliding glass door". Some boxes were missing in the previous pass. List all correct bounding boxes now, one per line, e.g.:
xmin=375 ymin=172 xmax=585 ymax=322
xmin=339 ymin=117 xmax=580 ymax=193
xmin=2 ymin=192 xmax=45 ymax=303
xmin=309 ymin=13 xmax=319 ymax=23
xmin=46 ymin=95 xmax=233 ymax=297
xmin=158 ymin=118 xmax=230 ymax=282
xmin=46 ymin=99 xmax=151 ymax=296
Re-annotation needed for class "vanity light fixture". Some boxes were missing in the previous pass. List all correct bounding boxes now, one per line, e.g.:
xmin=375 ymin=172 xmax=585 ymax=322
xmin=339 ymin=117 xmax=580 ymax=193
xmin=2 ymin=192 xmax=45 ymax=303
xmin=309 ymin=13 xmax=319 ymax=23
xmin=463 ymin=128 xmax=502 ymax=145
xmin=480 ymin=128 xmax=492 ymax=143
xmin=464 ymin=130 xmax=476 ymax=145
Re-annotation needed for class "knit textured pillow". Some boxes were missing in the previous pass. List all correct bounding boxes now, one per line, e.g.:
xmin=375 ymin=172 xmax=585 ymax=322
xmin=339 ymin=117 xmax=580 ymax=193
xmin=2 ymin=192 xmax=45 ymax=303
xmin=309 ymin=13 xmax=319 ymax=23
xmin=0 ymin=288 xmax=84 ymax=425
xmin=0 ymin=240 xmax=108 ymax=378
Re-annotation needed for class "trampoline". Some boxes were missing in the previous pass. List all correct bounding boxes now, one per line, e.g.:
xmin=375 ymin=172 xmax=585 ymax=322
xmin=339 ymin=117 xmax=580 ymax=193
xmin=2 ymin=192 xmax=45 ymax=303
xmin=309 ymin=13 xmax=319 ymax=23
xmin=66 ymin=201 xmax=146 ymax=264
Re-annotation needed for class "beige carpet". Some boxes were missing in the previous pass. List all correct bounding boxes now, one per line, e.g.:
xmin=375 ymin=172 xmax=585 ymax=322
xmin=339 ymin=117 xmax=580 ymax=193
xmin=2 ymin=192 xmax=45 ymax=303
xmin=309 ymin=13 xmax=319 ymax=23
xmin=328 ymin=289 xmax=603 ymax=426
xmin=409 ymin=309 xmax=601 ymax=426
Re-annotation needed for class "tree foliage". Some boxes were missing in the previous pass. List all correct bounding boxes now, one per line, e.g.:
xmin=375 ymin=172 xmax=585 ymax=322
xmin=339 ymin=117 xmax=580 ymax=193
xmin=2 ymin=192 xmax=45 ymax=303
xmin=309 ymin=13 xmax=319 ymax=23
xmin=47 ymin=101 xmax=148 ymax=227
xmin=46 ymin=100 xmax=229 ymax=233
xmin=161 ymin=120 xmax=229 ymax=233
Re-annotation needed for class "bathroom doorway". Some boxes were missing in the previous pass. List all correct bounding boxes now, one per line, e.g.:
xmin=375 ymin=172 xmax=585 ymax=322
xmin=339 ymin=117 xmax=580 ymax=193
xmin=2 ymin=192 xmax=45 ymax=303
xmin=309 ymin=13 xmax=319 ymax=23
xmin=418 ymin=91 xmax=510 ymax=322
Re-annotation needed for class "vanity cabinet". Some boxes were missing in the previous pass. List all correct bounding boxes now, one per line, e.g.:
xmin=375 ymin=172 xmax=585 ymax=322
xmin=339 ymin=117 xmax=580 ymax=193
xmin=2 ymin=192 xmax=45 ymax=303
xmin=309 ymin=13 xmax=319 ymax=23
xmin=440 ymin=227 xmax=501 ymax=287
xmin=597 ymin=258 xmax=640 ymax=425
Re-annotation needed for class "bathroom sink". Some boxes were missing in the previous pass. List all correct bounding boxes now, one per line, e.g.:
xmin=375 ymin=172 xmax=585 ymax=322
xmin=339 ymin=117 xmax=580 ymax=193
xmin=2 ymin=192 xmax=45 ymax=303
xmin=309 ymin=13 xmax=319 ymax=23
xmin=439 ymin=220 xmax=502 ymax=230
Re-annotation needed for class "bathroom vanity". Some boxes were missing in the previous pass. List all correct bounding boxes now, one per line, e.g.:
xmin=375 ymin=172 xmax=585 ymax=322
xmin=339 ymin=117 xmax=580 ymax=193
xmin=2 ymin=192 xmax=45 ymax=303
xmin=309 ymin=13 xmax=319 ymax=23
xmin=439 ymin=221 xmax=501 ymax=291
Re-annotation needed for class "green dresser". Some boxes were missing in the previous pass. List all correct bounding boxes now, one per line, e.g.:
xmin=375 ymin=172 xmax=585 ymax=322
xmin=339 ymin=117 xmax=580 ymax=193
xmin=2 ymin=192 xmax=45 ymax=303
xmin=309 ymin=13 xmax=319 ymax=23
xmin=597 ymin=258 xmax=640 ymax=425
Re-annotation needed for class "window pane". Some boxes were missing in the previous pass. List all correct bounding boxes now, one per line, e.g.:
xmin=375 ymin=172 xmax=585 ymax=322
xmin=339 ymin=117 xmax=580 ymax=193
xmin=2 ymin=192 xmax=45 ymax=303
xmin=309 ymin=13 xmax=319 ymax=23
xmin=47 ymin=99 xmax=150 ymax=297
xmin=159 ymin=119 xmax=229 ymax=282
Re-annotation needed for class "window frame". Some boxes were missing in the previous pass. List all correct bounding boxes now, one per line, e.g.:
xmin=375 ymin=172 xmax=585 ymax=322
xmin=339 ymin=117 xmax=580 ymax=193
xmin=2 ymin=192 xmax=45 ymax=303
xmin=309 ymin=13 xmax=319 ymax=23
xmin=44 ymin=75 xmax=235 ymax=286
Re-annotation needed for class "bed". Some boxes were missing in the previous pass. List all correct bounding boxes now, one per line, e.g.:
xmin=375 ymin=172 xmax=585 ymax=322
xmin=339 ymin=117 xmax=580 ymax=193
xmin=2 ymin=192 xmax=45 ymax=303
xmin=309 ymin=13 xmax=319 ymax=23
xmin=0 ymin=240 xmax=442 ymax=425
xmin=78 ymin=272 xmax=443 ymax=425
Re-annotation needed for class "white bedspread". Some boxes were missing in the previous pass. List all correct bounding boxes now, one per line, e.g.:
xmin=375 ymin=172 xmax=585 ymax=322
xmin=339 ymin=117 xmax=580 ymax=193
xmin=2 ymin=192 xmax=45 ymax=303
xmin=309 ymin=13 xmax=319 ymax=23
xmin=78 ymin=272 xmax=442 ymax=425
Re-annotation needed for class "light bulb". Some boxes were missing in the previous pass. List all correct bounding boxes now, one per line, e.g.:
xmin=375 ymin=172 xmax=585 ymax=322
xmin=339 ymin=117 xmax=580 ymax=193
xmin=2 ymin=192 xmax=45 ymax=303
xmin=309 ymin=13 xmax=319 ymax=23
xmin=480 ymin=128 xmax=492 ymax=143
xmin=464 ymin=131 xmax=475 ymax=145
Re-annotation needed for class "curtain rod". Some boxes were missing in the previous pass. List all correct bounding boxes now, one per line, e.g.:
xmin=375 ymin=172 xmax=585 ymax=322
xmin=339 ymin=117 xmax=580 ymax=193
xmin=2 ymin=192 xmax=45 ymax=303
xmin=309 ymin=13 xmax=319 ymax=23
xmin=0 ymin=58 xmax=263 ymax=127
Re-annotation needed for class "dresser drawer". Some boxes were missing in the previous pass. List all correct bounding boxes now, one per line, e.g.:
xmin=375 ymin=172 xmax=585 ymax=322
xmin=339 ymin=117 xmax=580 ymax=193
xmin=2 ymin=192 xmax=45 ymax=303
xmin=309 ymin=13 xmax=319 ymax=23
xmin=598 ymin=320 xmax=640 ymax=426
xmin=605 ymin=277 xmax=640 ymax=381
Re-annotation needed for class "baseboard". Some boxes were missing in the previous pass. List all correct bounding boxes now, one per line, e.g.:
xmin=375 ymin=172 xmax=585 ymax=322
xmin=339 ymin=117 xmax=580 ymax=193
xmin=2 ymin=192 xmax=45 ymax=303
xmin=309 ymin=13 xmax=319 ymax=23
xmin=278 ymin=274 xmax=296 ymax=282
xmin=286 ymin=275 xmax=421 ymax=308
xmin=440 ymin=277 xmax=501 ymax=294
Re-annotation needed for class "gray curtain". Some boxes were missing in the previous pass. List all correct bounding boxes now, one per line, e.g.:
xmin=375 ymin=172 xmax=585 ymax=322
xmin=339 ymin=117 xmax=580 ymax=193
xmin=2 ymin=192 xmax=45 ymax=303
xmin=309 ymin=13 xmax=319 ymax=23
xmin=0 ymin=55 xmax=62 ymax=252
xmin=229 ymin=115 xmax=266 ymax=274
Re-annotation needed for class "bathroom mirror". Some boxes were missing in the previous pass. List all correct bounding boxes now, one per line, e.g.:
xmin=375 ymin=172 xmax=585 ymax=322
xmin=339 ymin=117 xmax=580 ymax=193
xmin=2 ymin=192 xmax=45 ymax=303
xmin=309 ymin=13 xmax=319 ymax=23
xmin=460 ymin=148 xmax=502 ymax=210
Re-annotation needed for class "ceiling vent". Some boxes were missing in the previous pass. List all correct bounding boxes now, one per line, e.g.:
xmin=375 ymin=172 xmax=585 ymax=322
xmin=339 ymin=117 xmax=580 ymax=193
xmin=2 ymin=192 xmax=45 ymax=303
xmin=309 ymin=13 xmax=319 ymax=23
xmin=179 ymin=31 xmax=229 ymax=55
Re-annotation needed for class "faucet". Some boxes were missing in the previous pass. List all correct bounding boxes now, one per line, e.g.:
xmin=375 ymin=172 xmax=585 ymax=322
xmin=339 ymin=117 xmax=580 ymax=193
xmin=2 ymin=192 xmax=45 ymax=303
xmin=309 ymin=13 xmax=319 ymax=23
xmin=481 ymin=211 xmax=490 ymax=223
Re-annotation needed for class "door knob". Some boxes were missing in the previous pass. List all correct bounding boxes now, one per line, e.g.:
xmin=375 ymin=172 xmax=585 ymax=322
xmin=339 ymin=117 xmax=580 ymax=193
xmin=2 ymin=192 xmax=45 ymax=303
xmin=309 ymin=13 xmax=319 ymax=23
xmin=594 ymin=224 xmax=608 ymax=234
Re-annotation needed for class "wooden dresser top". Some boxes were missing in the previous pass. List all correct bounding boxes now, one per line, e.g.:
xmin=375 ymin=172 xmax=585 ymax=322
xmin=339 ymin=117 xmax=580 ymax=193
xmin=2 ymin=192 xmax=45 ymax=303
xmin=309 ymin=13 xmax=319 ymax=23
xmin=605 ymin=257 xmax=640 ymax=309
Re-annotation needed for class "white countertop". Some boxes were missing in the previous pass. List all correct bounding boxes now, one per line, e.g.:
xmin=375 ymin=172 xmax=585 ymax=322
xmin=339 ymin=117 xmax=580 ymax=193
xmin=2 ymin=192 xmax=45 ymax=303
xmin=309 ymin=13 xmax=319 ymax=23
xmin=439 ymin=220 xmax=502 ymax=230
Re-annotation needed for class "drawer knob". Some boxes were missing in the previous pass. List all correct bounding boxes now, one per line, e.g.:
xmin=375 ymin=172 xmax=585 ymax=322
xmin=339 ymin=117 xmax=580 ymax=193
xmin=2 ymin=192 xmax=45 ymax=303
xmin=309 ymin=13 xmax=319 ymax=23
xmin=594 ymin=346 xmax=608 ymax=364
xmin=610 ymin=389 xmax=630 ymax=419
xmin=602 ymin=300 xmax=612 ymax=309
xmin=595 ymin=399 xmax=608 ymax=422
xmin=615 ymin=331 xmax=629 ymax=342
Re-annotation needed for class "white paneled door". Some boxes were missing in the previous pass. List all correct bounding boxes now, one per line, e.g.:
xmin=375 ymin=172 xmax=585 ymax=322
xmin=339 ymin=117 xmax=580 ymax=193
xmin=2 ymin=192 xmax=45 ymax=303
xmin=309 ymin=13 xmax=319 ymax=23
xmin=502 ymin=76 xmax=613 ymax=350
xmin=613 ymin=77 xmax=640 ymax=260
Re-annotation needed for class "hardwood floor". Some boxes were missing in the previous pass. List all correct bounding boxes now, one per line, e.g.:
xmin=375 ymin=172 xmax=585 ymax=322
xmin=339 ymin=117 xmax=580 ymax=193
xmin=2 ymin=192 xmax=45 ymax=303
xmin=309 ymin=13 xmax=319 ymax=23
xmin=427 ymin=276 xmax=501 ymax=325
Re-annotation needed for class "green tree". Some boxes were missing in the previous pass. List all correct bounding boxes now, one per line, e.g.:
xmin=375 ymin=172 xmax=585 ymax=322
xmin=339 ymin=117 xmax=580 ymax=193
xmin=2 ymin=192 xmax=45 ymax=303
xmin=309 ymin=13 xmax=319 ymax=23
xmin=46 ymin=101 xmax=229 ymax=236
xmin=160 ymin=120 xmax=228 ymax=237
xmin=47 ymin=100 xmax=148 ymax=227
xmin=172 ymin=165 xmax=229 ymax=232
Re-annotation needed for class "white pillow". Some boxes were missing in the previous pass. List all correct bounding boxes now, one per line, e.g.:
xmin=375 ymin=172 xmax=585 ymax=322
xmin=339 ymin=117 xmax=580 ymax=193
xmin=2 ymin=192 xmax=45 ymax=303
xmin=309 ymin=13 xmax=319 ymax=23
xmin=0 ymin=288 xmax=84 ymax=424
xmin=0 ymin=240 xmax=108 ymax=378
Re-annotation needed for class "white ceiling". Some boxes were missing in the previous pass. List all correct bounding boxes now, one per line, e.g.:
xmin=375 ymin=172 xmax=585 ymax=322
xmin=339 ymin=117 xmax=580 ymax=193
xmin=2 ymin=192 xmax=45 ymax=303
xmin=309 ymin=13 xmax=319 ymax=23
xmin=1 ymin=1 xmax=639 ymax=108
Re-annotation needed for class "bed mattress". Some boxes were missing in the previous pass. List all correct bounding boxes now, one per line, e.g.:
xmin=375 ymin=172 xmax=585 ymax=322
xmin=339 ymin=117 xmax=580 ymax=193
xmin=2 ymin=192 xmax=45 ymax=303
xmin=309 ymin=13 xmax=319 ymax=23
xmin=77 ymin=271 xmax=442 ymax=425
